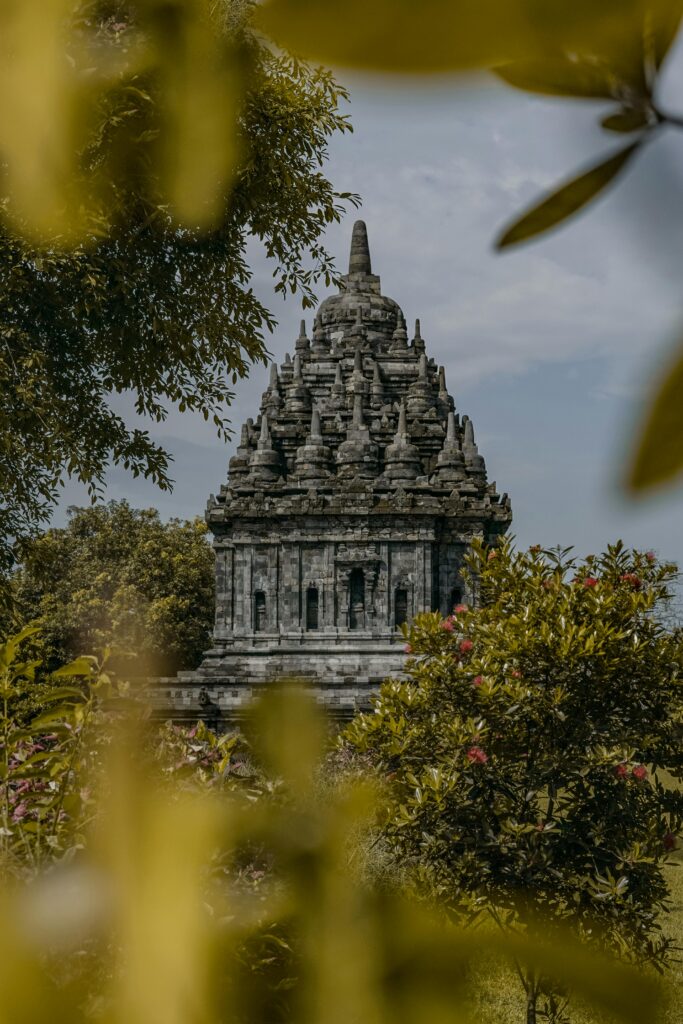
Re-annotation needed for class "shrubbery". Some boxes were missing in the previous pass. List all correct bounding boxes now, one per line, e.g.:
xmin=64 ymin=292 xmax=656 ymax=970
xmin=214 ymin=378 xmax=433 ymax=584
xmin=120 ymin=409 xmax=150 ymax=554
xmin=346 ymin=540 xmax=683 ymax=1023
xmin=2 ymin=501 xmax=214 ymax=688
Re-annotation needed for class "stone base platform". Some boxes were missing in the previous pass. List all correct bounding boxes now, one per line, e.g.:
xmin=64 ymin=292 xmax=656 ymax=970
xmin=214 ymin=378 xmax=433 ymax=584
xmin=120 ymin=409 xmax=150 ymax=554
xmin=150 ymin=634 xmax=409 ymax=724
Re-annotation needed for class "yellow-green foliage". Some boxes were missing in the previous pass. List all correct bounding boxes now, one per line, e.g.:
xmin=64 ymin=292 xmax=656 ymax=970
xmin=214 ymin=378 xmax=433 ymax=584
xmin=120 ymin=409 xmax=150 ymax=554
xmin=0 ymin=632 xmax=669 ymax=1024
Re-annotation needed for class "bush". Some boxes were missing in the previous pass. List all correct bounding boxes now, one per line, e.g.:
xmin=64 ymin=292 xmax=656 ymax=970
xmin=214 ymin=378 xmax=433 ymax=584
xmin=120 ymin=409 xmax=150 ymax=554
xmin=345 ymin=540 xmax=683 ymax=1023
xmin=3 ymin=501 xmax=214 ymax=682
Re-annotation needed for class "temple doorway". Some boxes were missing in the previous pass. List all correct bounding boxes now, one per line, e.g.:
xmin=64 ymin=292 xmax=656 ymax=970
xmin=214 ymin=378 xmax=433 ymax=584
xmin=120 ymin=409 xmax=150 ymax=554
xmin=349 ymin=569 xmax=365 ymax=630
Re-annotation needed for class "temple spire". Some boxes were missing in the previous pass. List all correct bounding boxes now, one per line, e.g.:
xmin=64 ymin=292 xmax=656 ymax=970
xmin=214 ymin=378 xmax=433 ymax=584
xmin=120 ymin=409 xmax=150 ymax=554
xmin=348 ymin=219 xmax=372 ymax=275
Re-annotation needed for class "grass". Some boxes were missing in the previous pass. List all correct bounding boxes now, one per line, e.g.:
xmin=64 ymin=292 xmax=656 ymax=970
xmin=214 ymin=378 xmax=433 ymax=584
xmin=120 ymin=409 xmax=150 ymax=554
xmin=468 ymin=864 xmax=682 ymax=1024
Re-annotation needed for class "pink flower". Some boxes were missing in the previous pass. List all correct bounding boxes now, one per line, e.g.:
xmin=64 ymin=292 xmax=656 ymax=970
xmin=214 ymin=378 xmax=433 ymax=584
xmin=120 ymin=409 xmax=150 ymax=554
xmin=11 ymin=802 xmax=27 ymax=822
xmin=441 ymin=618 xmax=454 ymax=632
xmin=404 ymin=644 xmax=412 ymax=654
xmin=487 ymin=550 xmax=497 ymax=561
xmin=614 ymin=763 xmax=628 ymax=779
xmin=646 ymin=551 xmax=656 ymax=563
xmin=473 ymin=675 xmax=484 ymax=687
xmin=466 ymin=745 xmax=488 ymax=764
xmin=619 ymin=572 xmax=642 ymax=590
xmin=511 ymin=669 xmax=522 ymax=679
xmin=583 ymin=577 xmax=598 ymax=588
xmin=632 ymin=764 xmax=648 ymax=781
xmin=459 ymin=639 xmax=473 ymax=654
xmin=453 ymin=603 xmax=468 ymax=614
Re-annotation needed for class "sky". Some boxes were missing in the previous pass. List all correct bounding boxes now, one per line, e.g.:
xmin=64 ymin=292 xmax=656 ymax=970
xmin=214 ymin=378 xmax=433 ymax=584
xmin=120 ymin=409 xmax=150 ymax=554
xmin=58 ymin=53 xmax=683 ymax=569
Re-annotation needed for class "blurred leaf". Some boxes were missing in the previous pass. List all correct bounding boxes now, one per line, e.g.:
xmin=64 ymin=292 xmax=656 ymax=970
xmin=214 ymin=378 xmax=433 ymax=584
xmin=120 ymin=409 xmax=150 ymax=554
xmin=0 ymin=0 xmax=107 ymax=240
xmin=98 ymin=727 xmax=221 ymax=1024
xmin=628 ymin=338 xmax=683 ymax=490
xmin=142 ymin=0 xmax=242 ymax=227
xmin=602 ymin=108 xmax=652 ymax=132
xmin=256 ymin=0 xmax=644 ymax=75
xmin=496 ymin=141 xmax=641 ymax=249
xmin=495 ymin=57 xmax=617 ymax=98
xmin=246 ymin=684 xmax=326 ymax=797
xmin=647 ymin=0 xmax=683 ymax=67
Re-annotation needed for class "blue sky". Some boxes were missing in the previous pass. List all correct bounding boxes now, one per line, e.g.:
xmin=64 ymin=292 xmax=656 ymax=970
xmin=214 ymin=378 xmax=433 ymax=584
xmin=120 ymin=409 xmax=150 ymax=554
xmin=58 ymin=60 xmax=683 ymax=568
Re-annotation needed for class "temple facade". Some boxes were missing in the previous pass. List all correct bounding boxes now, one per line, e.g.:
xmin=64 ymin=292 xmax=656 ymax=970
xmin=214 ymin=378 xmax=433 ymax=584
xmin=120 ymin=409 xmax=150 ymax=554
xmin=155 ymin=221 xmax=511 ymax=720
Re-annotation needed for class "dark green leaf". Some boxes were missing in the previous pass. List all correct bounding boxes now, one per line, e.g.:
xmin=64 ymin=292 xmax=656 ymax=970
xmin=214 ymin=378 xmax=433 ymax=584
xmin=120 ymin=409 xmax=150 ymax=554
xmin=496 ymin=142 xmax=641 ymax=249
xmin=256 ymin=0 xmax=644 ymax=74
xmin=495 ymin=57 xmax=616 ymax=99
xmin=628 ymin=338 xmax=683 ymax=490
xmin=601 ymin=108 xmax=651 ymax=132
xmin=648 ymin=1 xmax=683 ymax=67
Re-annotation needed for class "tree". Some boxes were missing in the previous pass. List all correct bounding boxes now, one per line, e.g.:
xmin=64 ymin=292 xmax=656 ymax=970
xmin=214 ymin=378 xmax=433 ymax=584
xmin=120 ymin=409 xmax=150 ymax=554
xmin=3 ymin=500 xmax=215 ymax=679
xmin=0 ymin=1 xmax=357 ymax=573
xmin=345 ymin=540 xmax=683 ymax=1024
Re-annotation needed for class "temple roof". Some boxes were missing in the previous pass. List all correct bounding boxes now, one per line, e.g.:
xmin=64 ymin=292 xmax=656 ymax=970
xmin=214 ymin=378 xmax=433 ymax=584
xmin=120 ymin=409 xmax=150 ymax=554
xmin=208 ymin=221 xmax=511 ymax=527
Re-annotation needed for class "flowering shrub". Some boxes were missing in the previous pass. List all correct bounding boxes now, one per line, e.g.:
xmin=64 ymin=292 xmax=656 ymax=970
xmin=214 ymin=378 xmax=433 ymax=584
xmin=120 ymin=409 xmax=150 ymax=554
xmin=345 ymin=540 xmax=683 ymax=1022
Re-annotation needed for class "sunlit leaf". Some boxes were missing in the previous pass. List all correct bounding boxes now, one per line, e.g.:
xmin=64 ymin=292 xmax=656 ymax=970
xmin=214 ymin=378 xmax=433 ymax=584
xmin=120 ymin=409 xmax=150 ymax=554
xmin=628 ymin=338 xmax=683 ymax=491
xmin=601 ymin=108 xmax=652 ymax=132
xmin=496 ymin=141 xmax=642 ymax=249
xmin=52 ymin=656 xmax=98 ymax=678
xmin=39 ymin=685 xmax=86 ymax=703
xmin=0 ymin=625 xmax=40 ymax=670
xmin=256 ymin=0 xmax=644 ymax=75
xmin=495 ymin=57 xmax=617 ymax=98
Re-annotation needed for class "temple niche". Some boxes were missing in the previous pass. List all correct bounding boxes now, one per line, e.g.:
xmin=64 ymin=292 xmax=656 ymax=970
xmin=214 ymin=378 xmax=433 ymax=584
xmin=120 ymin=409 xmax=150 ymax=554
xmin=155 ymin=221 xmax=512 ymax=721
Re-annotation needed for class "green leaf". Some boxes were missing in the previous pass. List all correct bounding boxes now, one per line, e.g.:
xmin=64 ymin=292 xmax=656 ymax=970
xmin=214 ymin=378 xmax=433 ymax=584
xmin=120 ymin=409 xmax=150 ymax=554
xmin=496 ymin=142 xmax=641 ymax=249
xmin=495 ymin=57 xmax=617 ymax=99
xmin=256 ymin=0 xmax=645 ymax=75
xmin=0 ymin=624 xmax=40 ymax=669
xmin=39 ymin=685 xmax=86 ymax=703
xmin=601 ymin=108 xmax=651 ymax=132
xmin=30 ymin=705 xmax=77 ymax=730
xmin=52 ymin=656 xmax=97 ymax=678
xmin=648 ymin=0 xmax=683 ymax=68
xmin=628 ymin=339 xmax=683 ymax=491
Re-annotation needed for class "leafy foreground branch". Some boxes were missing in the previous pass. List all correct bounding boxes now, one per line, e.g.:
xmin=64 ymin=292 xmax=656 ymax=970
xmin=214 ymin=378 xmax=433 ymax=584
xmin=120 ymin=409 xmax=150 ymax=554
xmin=346 ymin=541 xmax=683 ymax=1023
xmin=0 ymin=636 xmax=666 ymax=1024
xmin=0 ymin=1 xmax=358 ymax=574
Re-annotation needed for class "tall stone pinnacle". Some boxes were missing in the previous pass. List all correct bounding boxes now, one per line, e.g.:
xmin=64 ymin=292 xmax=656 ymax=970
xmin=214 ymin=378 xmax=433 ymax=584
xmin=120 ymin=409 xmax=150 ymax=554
xmin=396 ymin=400 xmax=408 ymax=439
xmin=446 ymin=410 xmax=457 ymax=446
xmin=258 ymin=413 xmax=271 ymax=448
xmin=349 ymin=219 xmax=372 ymax=275
xmin=310 ymin=406 xmax=322 ymax=441
xmin=352 ymin=392 xmax=364 ymax=428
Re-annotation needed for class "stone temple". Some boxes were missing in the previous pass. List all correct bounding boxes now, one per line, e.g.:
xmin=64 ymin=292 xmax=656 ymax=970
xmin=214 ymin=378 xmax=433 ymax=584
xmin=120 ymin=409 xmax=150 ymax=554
xmin=156 ymin=221 xmax=511 ymax=721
